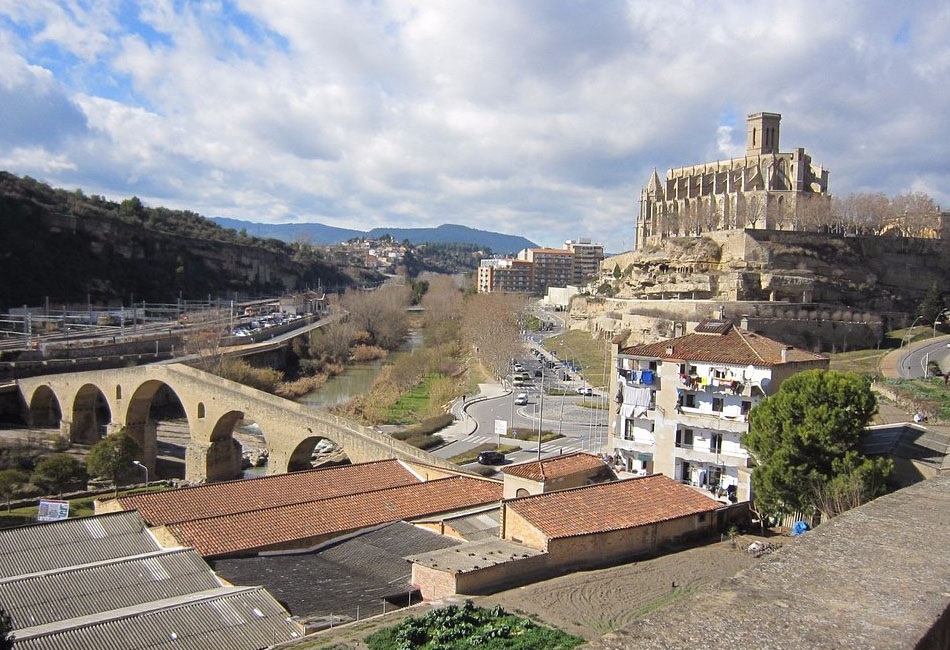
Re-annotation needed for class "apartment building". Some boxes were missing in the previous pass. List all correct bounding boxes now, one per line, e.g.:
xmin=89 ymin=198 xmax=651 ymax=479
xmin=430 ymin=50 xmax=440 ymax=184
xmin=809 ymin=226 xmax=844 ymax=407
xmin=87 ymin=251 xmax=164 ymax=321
xmin=476 ymin=258 xmax=535 ymax=293
xmin=565 ymin=238 xmax=604 ymax=285
xmin=608 ymin=319 xmax=828 ymax=502
xmin=478 ymin=240 xmax=604 ymax=294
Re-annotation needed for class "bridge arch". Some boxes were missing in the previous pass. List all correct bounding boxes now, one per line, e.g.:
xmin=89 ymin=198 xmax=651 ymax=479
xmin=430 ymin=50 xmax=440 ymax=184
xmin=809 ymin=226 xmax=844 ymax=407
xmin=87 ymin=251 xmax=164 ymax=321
xmin=71 ymin=383 xmax=111 ymax=444
xmin=27 ymin=385 xmax=62 ymax=428
xmin=15 ymin=364 xmax=466 ymax=484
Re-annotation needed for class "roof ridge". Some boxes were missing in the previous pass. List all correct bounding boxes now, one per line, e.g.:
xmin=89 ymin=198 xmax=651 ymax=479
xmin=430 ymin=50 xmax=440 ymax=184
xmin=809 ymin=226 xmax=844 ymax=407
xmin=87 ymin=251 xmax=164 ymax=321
xmin=165 ymin=474 xmax=478 ymax=527
xmin=732 ymin=327 xmax=769 ymax=364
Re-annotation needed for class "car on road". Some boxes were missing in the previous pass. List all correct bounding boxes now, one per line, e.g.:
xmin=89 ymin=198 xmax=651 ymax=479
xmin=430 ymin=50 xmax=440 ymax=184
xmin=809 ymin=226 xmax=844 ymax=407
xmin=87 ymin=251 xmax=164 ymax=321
xmin=577 ymin=386 xmax=593 ymax=396
xmin=477 ymin=450 xmax=505 ymax=465
xmin=533 ymin=369 xmax=543 ymax=377
xmin=513 ymin=363 xmax=524 ymax=372
xmin=514 ymin=392 xmax=528 ymax=405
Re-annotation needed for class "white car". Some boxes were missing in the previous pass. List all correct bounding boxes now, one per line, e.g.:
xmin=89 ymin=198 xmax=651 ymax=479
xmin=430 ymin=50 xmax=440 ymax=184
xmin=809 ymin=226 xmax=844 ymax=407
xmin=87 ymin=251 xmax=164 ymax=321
xmin=514 ymin=393 xmax=528 ymax=405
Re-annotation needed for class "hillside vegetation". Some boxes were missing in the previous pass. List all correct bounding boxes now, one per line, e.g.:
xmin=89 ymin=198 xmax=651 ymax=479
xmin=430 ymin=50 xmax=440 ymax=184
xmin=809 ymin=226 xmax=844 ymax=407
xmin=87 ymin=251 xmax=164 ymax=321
xmin=0 ymin=172 xmax=376 ymax=308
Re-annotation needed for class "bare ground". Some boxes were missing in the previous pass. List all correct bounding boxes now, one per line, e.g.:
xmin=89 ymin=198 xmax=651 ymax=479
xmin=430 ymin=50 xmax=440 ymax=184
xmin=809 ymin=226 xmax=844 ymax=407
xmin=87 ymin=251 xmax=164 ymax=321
xmin=290 ymin=536 xmax=767 ymax=649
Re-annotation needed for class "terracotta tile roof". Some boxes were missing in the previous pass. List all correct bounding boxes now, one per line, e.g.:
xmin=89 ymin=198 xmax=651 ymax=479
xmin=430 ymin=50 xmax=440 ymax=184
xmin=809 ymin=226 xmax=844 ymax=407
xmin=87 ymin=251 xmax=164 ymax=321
xmin=502 ymin=452 xmax=607 ymax=482
xmin=619 ymin=320 xmax=827 ymax=367
xmin=168 ymin=475 xmax=503 ymax=558
xmin=112 ymin=460 xmax=420 ymax=526
xmin=504 ymin=474 xmax=721 ymax=540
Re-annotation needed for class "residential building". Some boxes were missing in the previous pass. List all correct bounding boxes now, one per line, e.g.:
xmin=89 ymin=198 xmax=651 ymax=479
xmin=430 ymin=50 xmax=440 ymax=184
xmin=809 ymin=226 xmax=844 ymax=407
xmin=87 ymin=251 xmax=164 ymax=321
xmin=477 ymin=240 xmax=604 ymax=294
xmin=565 ymin=239 xmax=605 ymax=285
xmin=517 ymin=247 xmax=574 ymax=293
xmin=636 ymin=111 xmax=831 ymax=249
xmin=477 ymin=258 xmax=534 ymax=293
xmin=608 ymin=319 xmax=828 ymax=502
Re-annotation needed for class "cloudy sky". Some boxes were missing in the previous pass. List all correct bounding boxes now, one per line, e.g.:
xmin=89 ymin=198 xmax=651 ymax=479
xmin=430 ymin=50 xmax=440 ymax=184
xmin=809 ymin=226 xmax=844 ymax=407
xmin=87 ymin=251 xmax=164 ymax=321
xmin=1 ymin=1 xmax=948 ymax=250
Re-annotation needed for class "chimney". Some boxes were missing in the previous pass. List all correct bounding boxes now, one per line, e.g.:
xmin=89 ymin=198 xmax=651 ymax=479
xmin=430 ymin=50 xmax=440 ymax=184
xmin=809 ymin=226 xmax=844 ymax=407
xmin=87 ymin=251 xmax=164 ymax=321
xmin=781 ymin=346 xmax=791 ymax=362
xmin=666 ymin=345 xmax=674 ymax=356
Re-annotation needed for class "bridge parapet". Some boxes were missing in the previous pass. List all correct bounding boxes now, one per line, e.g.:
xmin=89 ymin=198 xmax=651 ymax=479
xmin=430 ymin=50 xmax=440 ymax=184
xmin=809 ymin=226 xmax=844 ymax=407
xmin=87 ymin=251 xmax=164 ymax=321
xmin=15 ymin=363 xmax=465 ymax=482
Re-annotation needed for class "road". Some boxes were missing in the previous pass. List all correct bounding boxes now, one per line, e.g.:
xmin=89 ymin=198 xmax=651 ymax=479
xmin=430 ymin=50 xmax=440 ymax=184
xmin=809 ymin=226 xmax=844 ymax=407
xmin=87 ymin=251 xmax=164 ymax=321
xmin=897 ymin=335 xmax=950 ymax=378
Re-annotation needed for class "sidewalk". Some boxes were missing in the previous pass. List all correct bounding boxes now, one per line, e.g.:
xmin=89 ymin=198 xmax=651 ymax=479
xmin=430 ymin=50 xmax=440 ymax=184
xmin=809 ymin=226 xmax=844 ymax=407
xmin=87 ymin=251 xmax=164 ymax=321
xmin=442 ymin=382 xmax=510 ymax=437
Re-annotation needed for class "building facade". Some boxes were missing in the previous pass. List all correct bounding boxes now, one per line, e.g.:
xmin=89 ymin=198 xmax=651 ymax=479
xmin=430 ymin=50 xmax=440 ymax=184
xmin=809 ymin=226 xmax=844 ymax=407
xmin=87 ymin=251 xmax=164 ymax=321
xmin=478 ymin=240 xmax=605 ymax=294
xmin=476 ymin=258 xmax=534 ymax=293
xmin=608 ymin=320 xmax=828 ymax=502
xmin=636 ymin=112 xmax=831 ymax=250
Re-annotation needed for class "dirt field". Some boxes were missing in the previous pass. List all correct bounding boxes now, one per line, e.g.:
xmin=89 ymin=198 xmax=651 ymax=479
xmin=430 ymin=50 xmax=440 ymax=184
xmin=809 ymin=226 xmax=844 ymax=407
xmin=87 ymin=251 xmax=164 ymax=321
xmin=293 ymin=537 xmax=766 ymax=649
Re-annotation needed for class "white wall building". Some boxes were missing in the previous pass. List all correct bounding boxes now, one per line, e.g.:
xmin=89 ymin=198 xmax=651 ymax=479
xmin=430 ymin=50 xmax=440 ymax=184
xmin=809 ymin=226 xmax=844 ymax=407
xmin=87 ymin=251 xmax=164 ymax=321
xmin=608 ymin=320 xmax=828 ymax=503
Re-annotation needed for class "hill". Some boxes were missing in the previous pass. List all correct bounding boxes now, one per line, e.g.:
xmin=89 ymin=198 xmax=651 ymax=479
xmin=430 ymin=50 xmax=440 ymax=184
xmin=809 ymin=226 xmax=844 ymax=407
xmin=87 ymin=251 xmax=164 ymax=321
xmin=0 ymin=172 xmax=382 ymax=308
xmin=211 ymin=217 xmax=537 ymax=254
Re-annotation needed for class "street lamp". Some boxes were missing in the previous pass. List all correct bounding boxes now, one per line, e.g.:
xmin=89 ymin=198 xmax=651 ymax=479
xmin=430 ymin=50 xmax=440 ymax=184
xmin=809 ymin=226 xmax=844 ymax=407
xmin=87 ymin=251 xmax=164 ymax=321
xmin=132 ymin=460 xmax=148 ymax=487
xmin=900 ymin=316 xmax=925 ymax=349
xmin=933 ymin=308 xmax=950 ymax=338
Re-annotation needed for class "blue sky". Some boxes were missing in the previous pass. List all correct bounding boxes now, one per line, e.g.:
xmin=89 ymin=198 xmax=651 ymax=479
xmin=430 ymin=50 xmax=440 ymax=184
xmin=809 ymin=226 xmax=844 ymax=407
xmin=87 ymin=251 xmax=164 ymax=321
xmin=1 ymin=1 xmax=948 ymax=249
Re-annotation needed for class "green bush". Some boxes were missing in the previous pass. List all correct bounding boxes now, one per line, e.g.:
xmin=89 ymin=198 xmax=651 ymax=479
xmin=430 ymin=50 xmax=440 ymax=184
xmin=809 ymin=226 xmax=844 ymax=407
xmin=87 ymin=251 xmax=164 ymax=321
xmin=365 ymin=600 xmax=583 ymax=650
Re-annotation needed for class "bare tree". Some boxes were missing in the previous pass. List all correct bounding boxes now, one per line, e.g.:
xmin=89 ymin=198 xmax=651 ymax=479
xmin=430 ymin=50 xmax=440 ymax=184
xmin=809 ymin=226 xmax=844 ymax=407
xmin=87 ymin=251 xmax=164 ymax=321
xmin=745 ymin=194 xmax=766 ymax=229
xmin=339 ymin=282 xmax=411 ymax=350
xmin=891 ymin=191 xmax=940 ymax=237
xmin=460 ymin=292 xmax=526 ymax=379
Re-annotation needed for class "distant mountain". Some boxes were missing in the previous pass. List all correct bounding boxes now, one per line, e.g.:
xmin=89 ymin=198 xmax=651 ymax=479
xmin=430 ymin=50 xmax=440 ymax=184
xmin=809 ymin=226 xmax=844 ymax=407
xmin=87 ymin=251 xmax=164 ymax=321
xmin=211 ymin=218 xmax=537 ymax=255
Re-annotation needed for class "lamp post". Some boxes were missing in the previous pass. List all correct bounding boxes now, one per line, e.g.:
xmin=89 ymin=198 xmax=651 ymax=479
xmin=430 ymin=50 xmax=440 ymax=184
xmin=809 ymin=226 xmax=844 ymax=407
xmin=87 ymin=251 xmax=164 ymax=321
xmin=132 ymin=460 xmax=148 ymax=487
xmin=537 ymin=364 xmax=544 ymax=461
xmin=933 ymin=308 xmax=949 ymax=338
xmin=900 ymin=316 xmax=925 ymax=349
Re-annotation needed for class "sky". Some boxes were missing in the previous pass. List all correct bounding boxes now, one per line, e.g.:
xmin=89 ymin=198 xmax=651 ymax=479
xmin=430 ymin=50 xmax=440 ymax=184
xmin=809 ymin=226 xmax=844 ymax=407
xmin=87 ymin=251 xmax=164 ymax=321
xmin=1 ymin=1 xmax=948 ymax=250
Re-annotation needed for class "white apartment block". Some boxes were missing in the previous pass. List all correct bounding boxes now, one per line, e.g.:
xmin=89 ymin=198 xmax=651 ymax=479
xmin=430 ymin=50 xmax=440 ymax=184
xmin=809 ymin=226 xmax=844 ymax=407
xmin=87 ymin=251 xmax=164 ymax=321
xmin=608 ymin=320 xmax=828 ymax=503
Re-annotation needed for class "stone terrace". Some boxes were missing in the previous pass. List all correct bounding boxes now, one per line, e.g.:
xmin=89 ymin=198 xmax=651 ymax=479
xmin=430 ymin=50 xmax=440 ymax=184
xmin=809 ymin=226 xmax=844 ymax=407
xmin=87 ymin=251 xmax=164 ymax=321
xmin=586 ymin=472 xmax=950 ymax=650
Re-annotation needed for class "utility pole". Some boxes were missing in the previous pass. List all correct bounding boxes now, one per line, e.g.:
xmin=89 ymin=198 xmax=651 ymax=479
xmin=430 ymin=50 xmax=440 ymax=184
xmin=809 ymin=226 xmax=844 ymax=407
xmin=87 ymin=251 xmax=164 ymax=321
xmin=537 ymin=365 xmax=544 ymax=461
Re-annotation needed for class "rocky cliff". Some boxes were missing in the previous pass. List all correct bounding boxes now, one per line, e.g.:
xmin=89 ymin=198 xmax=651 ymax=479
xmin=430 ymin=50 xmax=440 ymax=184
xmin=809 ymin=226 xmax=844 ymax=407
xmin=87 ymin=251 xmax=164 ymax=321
xmin=0 ymin=173 xmax=369 ymax=308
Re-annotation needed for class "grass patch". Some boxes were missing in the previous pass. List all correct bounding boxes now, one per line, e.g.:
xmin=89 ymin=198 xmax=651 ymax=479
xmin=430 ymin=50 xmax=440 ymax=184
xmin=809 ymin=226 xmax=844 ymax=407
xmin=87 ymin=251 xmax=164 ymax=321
xmin=542 ymin=330 xmax=610 ymax=390
xmin=828 ymin=349 xmax=888 ymax=376
xmin=508 ymin=428 xmax=564 ymax=443
xmin=881 ymin=377 xmax=950 ymax=421
xmin=0 ymin=485 xmax=168 ymax=528
xmin=447 ymin=443 xmax=521 ymax=465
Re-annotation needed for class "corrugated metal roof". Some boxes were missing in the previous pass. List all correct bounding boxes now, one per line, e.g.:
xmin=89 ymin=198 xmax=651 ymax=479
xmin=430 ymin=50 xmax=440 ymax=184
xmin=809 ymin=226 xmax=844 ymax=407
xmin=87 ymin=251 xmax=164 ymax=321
xmin=0 ymin=511 xmax=158 ymax=580
xmin=0 ymin=548 xmax=219 ymax=630
xmin=13 ymin=586 xmax=301 ymax=650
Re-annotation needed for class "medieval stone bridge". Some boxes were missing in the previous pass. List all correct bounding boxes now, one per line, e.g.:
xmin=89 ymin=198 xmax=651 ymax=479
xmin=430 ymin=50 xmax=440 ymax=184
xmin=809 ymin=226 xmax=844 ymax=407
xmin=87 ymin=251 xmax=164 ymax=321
xmin=14 ymin=363 xmax=460 ymax=482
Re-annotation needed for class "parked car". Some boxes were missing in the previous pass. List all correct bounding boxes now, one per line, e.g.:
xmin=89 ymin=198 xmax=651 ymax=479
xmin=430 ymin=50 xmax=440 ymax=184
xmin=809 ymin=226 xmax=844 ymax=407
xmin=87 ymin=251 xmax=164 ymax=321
xmin=477 ymin=450 xmax=505 ymax=465
xmin=533 ymin=369 xmax=543 ymax=377
xmin=514 ymin=393 xmax=528 ymax=405
xmin=577 ymin=386 xmax=593 ymax=396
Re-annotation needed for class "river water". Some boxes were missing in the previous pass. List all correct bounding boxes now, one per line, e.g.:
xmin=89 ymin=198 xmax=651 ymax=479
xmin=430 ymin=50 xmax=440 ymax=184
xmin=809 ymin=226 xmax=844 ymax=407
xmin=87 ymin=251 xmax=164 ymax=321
xmin=241 ymin=332 xmax=421 ymax=477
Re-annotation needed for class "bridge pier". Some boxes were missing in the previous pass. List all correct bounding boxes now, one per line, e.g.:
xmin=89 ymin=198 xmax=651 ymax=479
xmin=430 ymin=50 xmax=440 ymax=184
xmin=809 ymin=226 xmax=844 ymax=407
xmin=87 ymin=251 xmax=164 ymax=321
xmin=123 ymin=421 xmax=158 ymax=475
xmin=186 ymin=438 xmax=243 ymax=483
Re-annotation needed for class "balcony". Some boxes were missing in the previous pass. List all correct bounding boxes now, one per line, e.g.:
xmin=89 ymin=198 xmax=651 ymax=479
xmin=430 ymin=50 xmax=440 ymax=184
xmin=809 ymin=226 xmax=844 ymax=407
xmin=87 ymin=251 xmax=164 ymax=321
xmin=619 ymin=369 xmax=659 ymax=391
xmin=675 ymin=408 xmax=749 ymax=433
xmin=673 ymin=444 xmax=747 ymax=465
xmin=678 ymin=375 xmax=746 ymax=396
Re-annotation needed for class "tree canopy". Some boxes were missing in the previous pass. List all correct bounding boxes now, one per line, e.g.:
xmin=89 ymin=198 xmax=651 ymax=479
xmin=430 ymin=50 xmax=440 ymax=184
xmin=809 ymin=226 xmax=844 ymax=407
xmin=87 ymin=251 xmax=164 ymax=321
xmin=87 ymin=431 xmax=141 ymax=495
xmin=31 ymin=454 xmax=88 ymax=497
xmin=0 ymin=606 xmax=12 ymax=650
xmin=745 ymin=369 xmax=891 ymax=518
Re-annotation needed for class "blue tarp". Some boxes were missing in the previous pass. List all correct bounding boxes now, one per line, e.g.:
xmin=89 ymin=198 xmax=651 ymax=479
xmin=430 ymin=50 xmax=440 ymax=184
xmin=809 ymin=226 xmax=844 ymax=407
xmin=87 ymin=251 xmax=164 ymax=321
xmin=791 ymin=520 xmax=810 ymax=536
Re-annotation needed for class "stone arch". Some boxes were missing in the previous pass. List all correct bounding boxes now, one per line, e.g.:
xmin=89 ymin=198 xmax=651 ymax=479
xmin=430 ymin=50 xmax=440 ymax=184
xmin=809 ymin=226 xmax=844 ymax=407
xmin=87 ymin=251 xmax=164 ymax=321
xmin=204 ymin=410 xmax=248 ymax=482
xmin=125 ymin=379 xmax=189 ymax=479
xmin=70 ymin=384 xmax=111 ymax=444
xmin=287 ymin=434 xmax=347 ymax=472
xmin=28 ymin=385 xmax=62 ymax=428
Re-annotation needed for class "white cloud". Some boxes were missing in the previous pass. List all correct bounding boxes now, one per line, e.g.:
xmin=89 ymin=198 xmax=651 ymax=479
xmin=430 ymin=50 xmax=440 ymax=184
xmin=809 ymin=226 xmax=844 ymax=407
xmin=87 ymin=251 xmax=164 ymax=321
xmin=0 ymin=0 xmax=948 ymax=251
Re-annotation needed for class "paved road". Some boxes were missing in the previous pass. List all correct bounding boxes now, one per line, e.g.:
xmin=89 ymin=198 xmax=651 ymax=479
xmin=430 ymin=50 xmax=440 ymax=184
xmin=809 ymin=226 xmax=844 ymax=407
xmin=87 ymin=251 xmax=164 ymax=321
xmin=894 ymin=335 xmax=950 ymax=378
